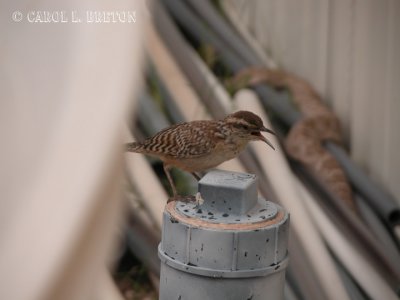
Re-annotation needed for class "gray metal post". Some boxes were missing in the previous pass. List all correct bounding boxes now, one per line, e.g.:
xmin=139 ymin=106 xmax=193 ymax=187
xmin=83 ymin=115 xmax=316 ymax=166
xmin=158 ymin=170 xmax=290 ymax=300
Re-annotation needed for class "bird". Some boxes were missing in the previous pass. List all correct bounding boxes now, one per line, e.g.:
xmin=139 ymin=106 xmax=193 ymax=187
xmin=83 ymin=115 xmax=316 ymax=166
xmin=125 ymin=110 xmax=275 ymax=199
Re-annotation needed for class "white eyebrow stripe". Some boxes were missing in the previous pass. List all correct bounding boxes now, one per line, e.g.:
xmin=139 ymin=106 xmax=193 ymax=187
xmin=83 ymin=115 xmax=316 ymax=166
xmin=229 ymin=118 xmax=256 ymax=127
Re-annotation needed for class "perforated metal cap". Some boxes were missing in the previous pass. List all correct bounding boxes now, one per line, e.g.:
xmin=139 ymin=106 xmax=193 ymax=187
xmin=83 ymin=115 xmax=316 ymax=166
xmin=159 ymin=169 xmax=289 ymax=274
xmin=158 ymin=170 xmax=289 ymax=300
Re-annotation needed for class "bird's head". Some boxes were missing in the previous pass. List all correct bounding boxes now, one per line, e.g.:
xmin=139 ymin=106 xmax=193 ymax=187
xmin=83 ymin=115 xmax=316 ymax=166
xmin=224 ymin=110 xmax=275 ymax=150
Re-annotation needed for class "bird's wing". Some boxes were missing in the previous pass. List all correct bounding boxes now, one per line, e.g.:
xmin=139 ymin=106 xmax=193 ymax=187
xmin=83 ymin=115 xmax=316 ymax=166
xmin=142 ymin=121 xmax=220 ymax=158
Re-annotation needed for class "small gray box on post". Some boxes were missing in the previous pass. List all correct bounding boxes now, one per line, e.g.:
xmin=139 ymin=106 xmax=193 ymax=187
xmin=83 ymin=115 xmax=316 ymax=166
xmin=158 ymin=170 xmax=289 ymax=300
xmin=199 ymin=170 xmax=257 ymax=215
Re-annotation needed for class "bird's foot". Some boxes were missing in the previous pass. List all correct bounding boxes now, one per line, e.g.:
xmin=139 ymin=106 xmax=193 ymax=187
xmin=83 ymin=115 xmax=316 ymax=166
xmin=167 ymin=195 xmax=196 ymax=204
xmin=167 ymin=193 xmax=204 ymax=206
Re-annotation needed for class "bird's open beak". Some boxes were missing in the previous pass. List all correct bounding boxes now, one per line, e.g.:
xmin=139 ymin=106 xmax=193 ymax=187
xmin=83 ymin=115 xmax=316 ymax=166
xmin=254 ymin=126 xmax=275 ymax=150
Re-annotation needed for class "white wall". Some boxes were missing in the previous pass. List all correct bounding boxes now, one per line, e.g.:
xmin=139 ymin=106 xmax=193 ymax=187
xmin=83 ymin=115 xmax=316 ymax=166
xmin=0 ymin=1 xmax=146 ymax=299
xmin=225 ymin=0 xmax=400 ymax=204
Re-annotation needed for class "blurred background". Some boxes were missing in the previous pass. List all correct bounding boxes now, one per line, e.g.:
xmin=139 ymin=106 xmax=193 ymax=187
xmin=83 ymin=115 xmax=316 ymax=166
xmin=1 ymin=0 xmax=399 ymax=299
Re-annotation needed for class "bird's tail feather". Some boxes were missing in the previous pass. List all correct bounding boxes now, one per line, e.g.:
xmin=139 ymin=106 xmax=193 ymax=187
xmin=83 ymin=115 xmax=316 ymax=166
xmin=125 ymin=142 xmax=144 ymax=153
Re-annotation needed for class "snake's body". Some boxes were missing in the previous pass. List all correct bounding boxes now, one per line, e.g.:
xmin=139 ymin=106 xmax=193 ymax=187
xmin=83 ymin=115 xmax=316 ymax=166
xmin=233 ymin=67 xmax=356 ymax=211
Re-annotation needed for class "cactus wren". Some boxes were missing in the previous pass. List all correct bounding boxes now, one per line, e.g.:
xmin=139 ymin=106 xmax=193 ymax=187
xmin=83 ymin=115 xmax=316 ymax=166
xmin=125 ymin=110 xmax=275 ymax=198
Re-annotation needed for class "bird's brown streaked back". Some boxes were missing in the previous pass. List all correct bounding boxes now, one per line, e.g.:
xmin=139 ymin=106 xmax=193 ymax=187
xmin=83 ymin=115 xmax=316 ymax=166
xmin=127 ymin=121 xmax=223 ymax=158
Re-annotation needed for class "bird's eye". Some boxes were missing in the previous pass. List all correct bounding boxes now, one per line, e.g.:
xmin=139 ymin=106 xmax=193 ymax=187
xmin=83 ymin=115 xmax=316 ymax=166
xmin=233 ymin=123 xmax=250 ymax=130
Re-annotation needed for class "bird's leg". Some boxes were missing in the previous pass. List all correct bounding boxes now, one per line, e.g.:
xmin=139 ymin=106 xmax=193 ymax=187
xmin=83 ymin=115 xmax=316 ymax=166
xmin=191 ymin=172 xmax=201 ymax=181
xmin=163 ymin=164 xmax=178 ymax=202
